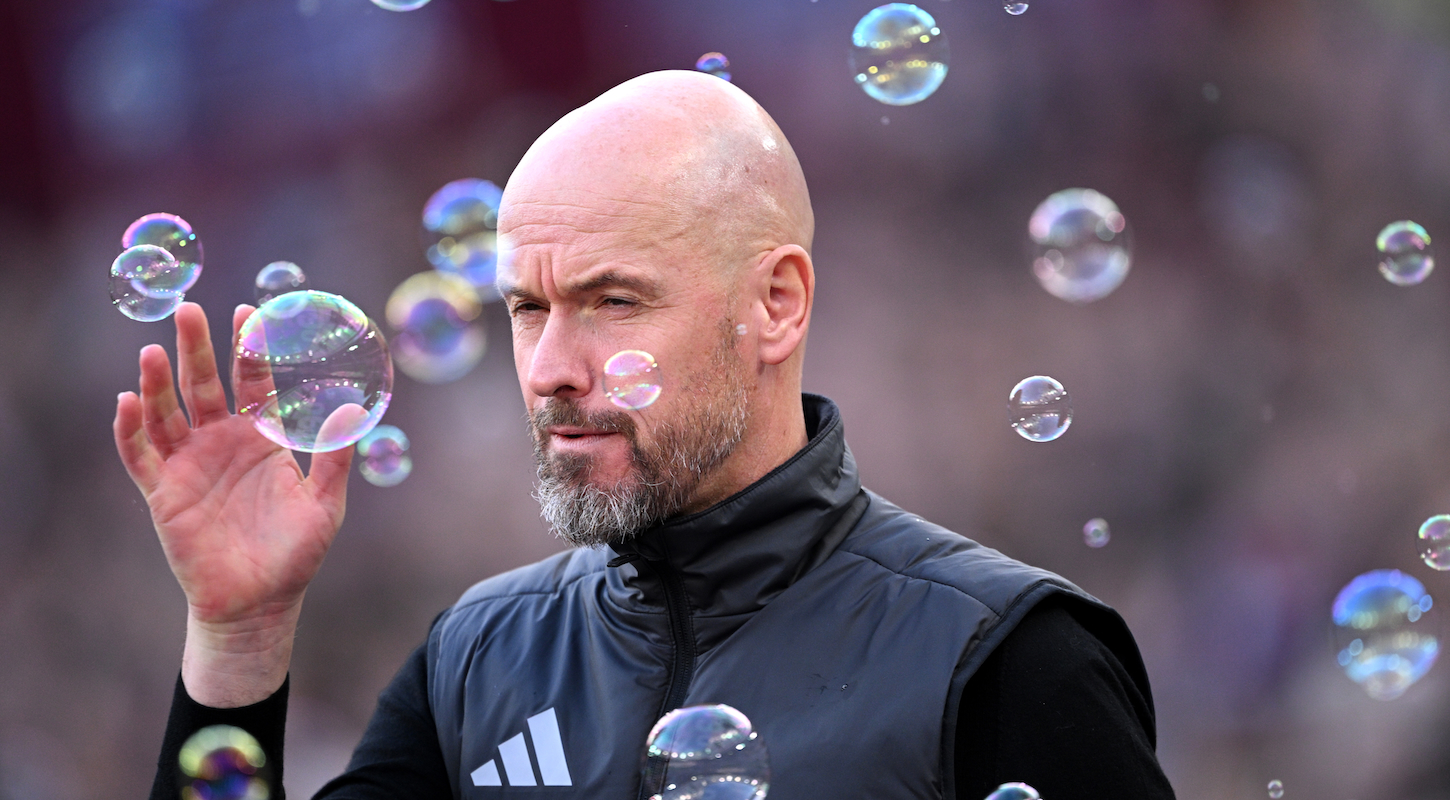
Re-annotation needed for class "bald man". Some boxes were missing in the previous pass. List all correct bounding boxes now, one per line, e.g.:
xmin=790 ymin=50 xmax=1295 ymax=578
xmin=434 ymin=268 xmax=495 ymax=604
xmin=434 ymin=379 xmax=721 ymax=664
xmin=122 ymin=72 xmax=1175 ymax=799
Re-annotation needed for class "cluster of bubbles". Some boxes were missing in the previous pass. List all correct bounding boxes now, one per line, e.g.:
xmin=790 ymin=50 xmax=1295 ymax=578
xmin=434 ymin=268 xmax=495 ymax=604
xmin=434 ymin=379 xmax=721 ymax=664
xmin=178 ymin=725 xmax=269 ymax=800
xmin=1376 ymin=220 xmax=1434 ymax=286
xmin=254 ymin=261 xmax=308 ymax=305
xmin=370 ymin=0 xmax=431 ymax=10
xmin=604 ymin=350 xmax=664 ymax=410
xmin=1418 ymin=514 xmax=1450 ymax=570
xmin=645 ymin=704 xmax=770 ymax=800
xmin=386 ymin=271 xmax=486 ymax=383
xmin=235 ymin=291 xmax=393 ymax=453
xmin=1008 ymin=376 xmax=1072 ymax=442
xmin=849 ymin=4 xmax=949 ymax=106
xmin=357 ymin=425 xmax=412 ymax=487
xmin=1331 ymin=569 xmax=1438 ymax=700
xmin=1029 ymin=189 xmax=1132 ymax=304
xmin=984 ymin=784 xmax=1040 ymax=800
xmin=1267 ymin=780 xmax=1284 ymax=799
xmin=695 ymin=52 xmax=731 ymax=81
xmin=109 ymin=213 xmax=203 ymax=322
xmin=1083 ymin=518 xmax=1110 ymax=548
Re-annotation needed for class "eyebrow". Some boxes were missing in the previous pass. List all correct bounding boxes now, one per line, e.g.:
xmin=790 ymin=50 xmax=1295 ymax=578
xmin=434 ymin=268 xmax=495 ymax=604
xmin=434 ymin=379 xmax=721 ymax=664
xmin=501 ymin=270 xmax=664 ymax=302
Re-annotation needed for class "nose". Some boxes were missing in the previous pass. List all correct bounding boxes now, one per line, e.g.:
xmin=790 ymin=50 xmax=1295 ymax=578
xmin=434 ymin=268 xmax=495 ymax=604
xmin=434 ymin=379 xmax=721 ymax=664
xmin=523 ymin=312 xmax=594 ymax=400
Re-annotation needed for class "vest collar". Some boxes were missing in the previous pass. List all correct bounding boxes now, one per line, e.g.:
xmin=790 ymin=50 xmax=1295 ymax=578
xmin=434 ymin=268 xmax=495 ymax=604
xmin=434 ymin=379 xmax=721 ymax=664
xmin=606 ymin=394 xmax=864 ymax=619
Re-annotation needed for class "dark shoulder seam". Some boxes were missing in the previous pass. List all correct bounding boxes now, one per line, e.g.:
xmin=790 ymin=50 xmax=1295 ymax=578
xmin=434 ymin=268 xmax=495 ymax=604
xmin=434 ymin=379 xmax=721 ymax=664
xmin=831 ymin=546 xmax=1067 ymax=618
xmin=449 ymin=560 xmax=609 ymax=613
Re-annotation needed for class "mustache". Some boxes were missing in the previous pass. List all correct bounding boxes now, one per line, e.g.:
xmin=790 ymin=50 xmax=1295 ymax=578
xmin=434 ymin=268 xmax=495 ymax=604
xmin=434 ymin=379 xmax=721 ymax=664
xmin=530 ymin=398 xmax=638 ymax=443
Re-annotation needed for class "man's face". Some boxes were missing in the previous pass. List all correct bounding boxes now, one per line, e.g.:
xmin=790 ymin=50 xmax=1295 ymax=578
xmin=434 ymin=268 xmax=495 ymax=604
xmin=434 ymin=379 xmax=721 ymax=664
xmin=498 ymin=195 xmax=752 ymax=546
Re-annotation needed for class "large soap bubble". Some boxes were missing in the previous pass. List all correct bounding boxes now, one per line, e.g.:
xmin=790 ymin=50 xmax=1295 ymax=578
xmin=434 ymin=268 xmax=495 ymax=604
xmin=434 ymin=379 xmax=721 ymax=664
xmin=604 ymin=350 xmax=663 ymax=410
xmin=1029 ymin=189 xmax=1132 ymax=303
xmin=122 ymin=213 xmax=202 ymax=297
xmin=1377 ymin=220 xmax=1433 ymax=286
xmin=386 ymin=271 xmax=486 ymax=384
xmin=110 ymin=245 xmax=185 ymax=322
xmin=235 ymin=291 xmax=392 ymax=453
xmin=1008 ymin=375 xmax=1072 ymax=442
xmin=422 ymin=178 xmax=503 ymax=291
xmin=849 ymin=4 xmax=949 ymax=106
xmin=645 ymin=704 xmax=770 ymax=800
xmin=357 ymin=424 xmax=412 ymax=487
xmin=178 ymin=725 xmax=270 ymax=800
xmin=1332 ymin=569 xmax=1438 ymax=700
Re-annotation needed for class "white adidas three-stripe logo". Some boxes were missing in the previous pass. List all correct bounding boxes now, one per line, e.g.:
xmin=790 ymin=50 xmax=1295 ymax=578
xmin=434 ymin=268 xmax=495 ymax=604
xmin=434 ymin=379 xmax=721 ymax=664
xmin=471 ymin=707 xmax=573 ymax=787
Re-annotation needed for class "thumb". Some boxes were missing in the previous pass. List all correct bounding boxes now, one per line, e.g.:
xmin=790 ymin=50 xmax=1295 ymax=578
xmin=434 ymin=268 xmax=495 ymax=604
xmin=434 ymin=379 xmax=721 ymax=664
xmin=307 ymin=403 xmax=369 ymax=507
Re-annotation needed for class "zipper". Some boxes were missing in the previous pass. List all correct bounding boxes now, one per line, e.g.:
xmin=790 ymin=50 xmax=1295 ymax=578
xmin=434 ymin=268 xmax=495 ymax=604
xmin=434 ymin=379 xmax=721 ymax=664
xmin=636 ymin=558 xmax=697 ymax=800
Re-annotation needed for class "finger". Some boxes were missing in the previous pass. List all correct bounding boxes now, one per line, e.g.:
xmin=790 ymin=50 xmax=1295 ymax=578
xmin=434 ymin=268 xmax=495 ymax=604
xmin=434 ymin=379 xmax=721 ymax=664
xmin=232 ymin=304 xmax=254 ymax=342
xmin=175 ymin=302 xmax=230 ymax=426
xmin=114 ymin=391 xmax=163 ymax=495
xmin=139 ymin=344 xmax=191 ymax=457
xmin=307 ymin=404 xmax=367 ymax=511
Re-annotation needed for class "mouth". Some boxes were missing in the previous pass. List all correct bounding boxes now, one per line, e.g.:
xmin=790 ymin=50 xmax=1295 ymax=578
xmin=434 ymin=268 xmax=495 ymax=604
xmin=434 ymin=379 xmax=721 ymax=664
xmin=545 ymin=426 xmax=624 ymax=448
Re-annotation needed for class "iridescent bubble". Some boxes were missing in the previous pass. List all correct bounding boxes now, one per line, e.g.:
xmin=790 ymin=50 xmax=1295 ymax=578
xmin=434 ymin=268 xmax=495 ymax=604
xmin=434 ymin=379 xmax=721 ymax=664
xmin=178 ymin=725 xmax=270 ymax=800
xmin=422 ymin=178 xmax=503 ymax=290
xmin=1418 ymin=515 xmax=1450 ymax=571
xmin=1332 ymin=569 xmax=1438 ymax=700
xmin=604 ymin=350 xmax=662 ymax=411
xmin=1008 ymin=375 xmax=1072 ymax=442
xmin=1004 ymin=1 xmax=1029 ymax=14
xmin=1376 ymin=220 xmax=1434 ymax=286
xmin=357 ymin=424 xmax=412 ymax=487
xmin=254 ymin=261 xmax=308 ymax=305
xmin=1267 ymin=780 xmax=1284 ymax=799
xmin=695 ymin=52 xmax=731 ymax=81
xmin=110 ymin=245 xmax=184 ymax=322
xmin=371 ymin=0 xmax=430 ymax=9
xmin=385 ymin=272 xmax=486 ymax=384
xmin=235 ymin=290 xmax=392 ymax=453
xmin=1083 ymin=518 xmax=1110 ymax=548
xmin=849 ymin=4 xmax=949 ymax=106
xmin=1029 ymin=189 xmax=1132 ymax=303
xmin=985 ymin=783 xmax=1040 ymax=800
xmin=122 ymin=213 xmax=202 ymax=296
xmin=645 ymin=704 xmax=769 ymax=800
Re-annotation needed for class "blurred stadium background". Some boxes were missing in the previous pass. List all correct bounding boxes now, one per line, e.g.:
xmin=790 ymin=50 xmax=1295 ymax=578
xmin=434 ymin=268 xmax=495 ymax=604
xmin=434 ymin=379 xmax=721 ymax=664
xmin=2 ymin=0 xmax=1450 ymax=796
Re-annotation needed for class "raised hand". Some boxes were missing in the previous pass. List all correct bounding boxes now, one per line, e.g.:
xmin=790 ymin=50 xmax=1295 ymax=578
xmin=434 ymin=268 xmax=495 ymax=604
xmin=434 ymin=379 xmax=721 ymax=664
xmin=113 ymin=302 xmax=362 ymax=706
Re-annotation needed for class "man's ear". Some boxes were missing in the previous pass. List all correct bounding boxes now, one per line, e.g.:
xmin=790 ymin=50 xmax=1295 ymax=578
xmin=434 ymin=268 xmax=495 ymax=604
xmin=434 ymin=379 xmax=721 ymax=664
xmin=755 ymin=244 xmax=813 ymax=366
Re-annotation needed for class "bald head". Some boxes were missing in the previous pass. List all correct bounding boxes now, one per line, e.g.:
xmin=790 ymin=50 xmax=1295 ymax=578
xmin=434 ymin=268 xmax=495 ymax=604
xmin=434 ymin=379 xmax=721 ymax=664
xmin=500 ymin=70 xmax=814 ymax=275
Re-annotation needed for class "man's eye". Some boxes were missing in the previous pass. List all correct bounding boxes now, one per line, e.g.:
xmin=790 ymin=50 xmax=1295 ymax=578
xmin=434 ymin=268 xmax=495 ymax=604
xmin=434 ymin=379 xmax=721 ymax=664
xmin=603 ymin=297 xmax=634 ymax=307
xmin=511 ymin=302 xmax=544 ymax=316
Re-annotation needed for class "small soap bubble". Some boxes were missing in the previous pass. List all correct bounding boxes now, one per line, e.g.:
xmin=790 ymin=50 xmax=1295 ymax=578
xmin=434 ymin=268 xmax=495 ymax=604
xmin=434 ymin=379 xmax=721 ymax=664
xmin=357 ymin=424 xmax=412 ymax=487
xmin=735 ymin=323 xmax=747 ymax=336
xmin=371 ymin=0 xmax=430 ymax=9
xmin=235 ymin=290 xmax=392 ymax=453
xmin=254 ymin=261 xmax=308 ymax=304
xmin=1418 ymin=515 xmax=1450 ymax=571
xmin=110 ymin=245 xmax=185 ymax=322
xmin=604 ymin=350 xmax=662 ymax=411
xmin=645 ymin=704 xmax=770 ymax=800
xmin=386 ymin=272 xmax=486 ymax=384
xmin=1202 ymin=82 xmax=1220 ymax=102
xmin=1332 ymin=569 xmax=1438 ymax=700
xmin=985 ymin=783 xmax=1040 ymax=800
xmin=1029 ymin=189 xmax=1132 ymax=303
xmin=695 ymin=52 xmax=732 ymax=81
xmin=849 ymin=4 xmax=949 ymax=106
xmin=1267 ymin=780 xmax=1284 ymax=799
xmin=178 ymin=725 xmax=270 ymax=800
xmin=1376 ymin=220 xmax=1434 ymax=286
xmin=1004 ymin=1 xmax=1029 ymax=14
xmin=1008 ymin=375 xmax=1072 ymax=442
xmin=122 ymin=213 xmax=202 ymax=296
xmin=422 ymin=178 xmax=503 ymax=290
xmin=1084 ymin=518 xmax=1110 ymax=548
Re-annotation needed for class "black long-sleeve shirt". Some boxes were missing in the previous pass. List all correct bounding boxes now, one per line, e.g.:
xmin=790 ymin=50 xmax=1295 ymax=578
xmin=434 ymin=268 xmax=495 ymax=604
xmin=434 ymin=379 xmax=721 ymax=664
xmin=150 ymin=596 xmax=1175 ymax=799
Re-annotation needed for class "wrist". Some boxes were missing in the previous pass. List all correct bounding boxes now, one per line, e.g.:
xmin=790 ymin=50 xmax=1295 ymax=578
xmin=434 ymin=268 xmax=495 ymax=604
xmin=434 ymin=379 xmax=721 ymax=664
xmin=182 ymin=604 xmax=301 ymax=708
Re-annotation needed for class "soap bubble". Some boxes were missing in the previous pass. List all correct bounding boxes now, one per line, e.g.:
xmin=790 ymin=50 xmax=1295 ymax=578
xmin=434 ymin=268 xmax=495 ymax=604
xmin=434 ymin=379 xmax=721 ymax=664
xmin=695 ymin=52 xmax=731 ymax=81
xmin=849 ymin=4 xmax=949 ymax=106
xmin=1004 ymin=1 xmax=1029 ymax=14
xmin=357 ymin=424 xmax=412 ymax=487
xmin=235 ymin=290 xmax=392 ymax=453
xmin=1267 ymin=780 xmax=1284 ymax=799
xmin=1029 ymin=189 xmax=1132 ymax=303
xmin=1376 ymin=220 xmax=1434 ymax=286
xmin=422 ymin=178 xmax=503 ymax=290
xmin=1418 ymin=515 xmax=1450 ymax=571
xmin=1083 ymin=518 xmax=1110 ymax=548
xmin=254 ymin=261 xmax=308 ymax=304
xmin=371 ymin=0 xmax=430 ymax=9
xmin=1332 ymin=569 xmax=1438 ymax=700
xmin=1008 ymin=376 xmax=1072 ymax=442
xmin=122 ymin=213 xmax=202 ymax=296
xmin=110 ymin=245 xmax=184 ymax=322
xmin=178 ymin=725 xmax=270 ymax=800
xmin=604 ymin=350 xmax=662 ymax=410
xmin=385 ymin=272 xmax=486 ymax=384
xmin=645 ymin=704 xmax=769 ymax=800
xmin=985 ymin=783 xmax=1040 ymax=800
